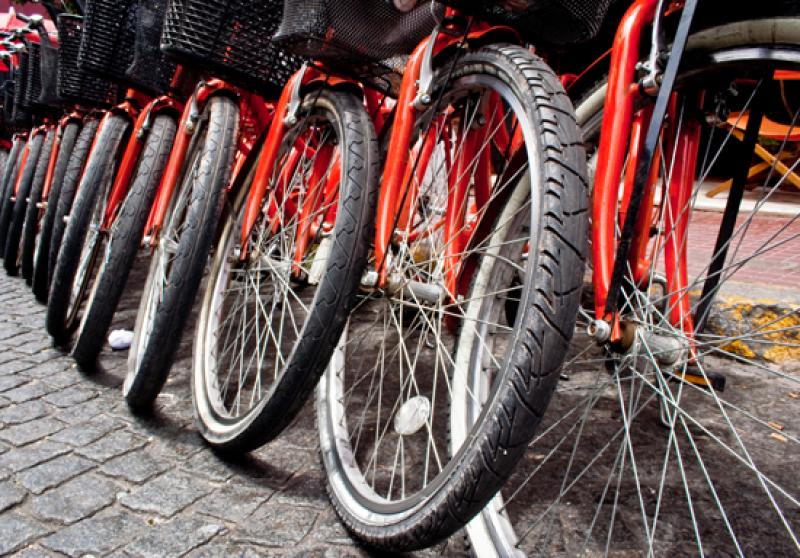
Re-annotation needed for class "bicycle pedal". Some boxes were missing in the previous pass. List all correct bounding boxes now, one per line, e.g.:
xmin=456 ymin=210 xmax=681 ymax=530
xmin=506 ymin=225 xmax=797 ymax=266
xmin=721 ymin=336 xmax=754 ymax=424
xmin=674 ymin=364 xmax=726 ymax=392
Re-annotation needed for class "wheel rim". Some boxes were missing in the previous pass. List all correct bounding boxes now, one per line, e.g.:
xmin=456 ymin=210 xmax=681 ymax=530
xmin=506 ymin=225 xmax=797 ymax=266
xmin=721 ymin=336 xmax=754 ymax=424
xmin=473 ymin=62 xmax=800 ymax=555
xmin=196 ymin=113 xmax=341 ymax=432
xmin=124 ymin=120 xmax=205 ymax=395
xmin=321 ymin=73 xmax=544 ymax=519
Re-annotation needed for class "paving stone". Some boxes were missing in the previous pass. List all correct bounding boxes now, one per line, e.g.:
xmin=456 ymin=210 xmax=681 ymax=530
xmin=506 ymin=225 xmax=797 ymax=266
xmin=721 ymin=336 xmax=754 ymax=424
xmin=51 ymin=418 xmax=123 ymax=448
xmin=52 ymin=397 xmax=106 ymax=423
xmin=232 ymin=503 xmax=319 ymax=547
xmin=0 ymin=440 xmax=70 ymax=472
xmin=193 ymin=483 xmax=272 ymax=523
xmin=42 ymin=385 xmax=98 ymax=408
xmin=0 ymin=394 xmax=9 ymax=408
xmin=0 ymin=417 xmax=64 ymax=446
xmin=0 ymin=514 xmax=49 ymax=555
xmin=31 ymin=474 xmax=119 ymax=524
xmin=16 ymin=343 xmax=54 ymax=356
xmin=0 ymin=479 xmax=26 ymax=512
xmin=99 ymin=449 xmax=170 ymax=484
xmin=0 ymin=375 xmax=28 ymax=392
xmin=3 ymin=382 xmax=53 ymax=404
xmin=17 ymin=454 xmax=95 ymax=494
xmin=76 ymin=430 xmax=148 ymax=462
xmin=126 ymin=516 xmax=224 ymax=558
xmin=19 ymin=359 xmax=74 ymax=379
xmin=9 ymin=546 xmax=61 ymax=557
xmin=119 ymin=470 xmax=213 ymax=517
xmin=40 ymin=512 xmax=145 ymax=557
xmin=0 ymin=360 xmax=36 ymax=375
xmin=184 ymin=544 xmax=269 ymax=558
xmin=181 ymin=450 xmax=236 ymax=482
xmin=0 ymin=400 xmax=50 ymax=425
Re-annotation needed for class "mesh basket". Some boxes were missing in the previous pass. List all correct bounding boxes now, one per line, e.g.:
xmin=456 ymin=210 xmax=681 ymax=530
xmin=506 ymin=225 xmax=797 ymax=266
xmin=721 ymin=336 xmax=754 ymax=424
xmin=125 ymin=0 xmax=176 ymax=95
xmin=11 ymin=49 xmax=31 ymax=124
xmin=161 ymin=0 xmax=304 ymax=97
xmin=58 ymin=15 xmax=119 ymax=107
xmin=438 ymin=0 xmax=613 ymax=46
xmin=24 ymin=42 xmax=42 ymax=108
xmin=273 ymin=0 xmax=440 ymax=71
xmin=37 ymin=32 xmax=62 ymax=107
xmin=78 ymin=0 xmax=138 ymax=84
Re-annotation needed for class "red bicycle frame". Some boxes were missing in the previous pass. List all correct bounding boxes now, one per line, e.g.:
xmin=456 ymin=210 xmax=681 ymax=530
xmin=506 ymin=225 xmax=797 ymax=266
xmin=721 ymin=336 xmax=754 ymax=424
xmin=590 ymin=0 xmax=701 ymax=343
xmin=237 ymin=17 xmax=520 ymax=296
xmin=143 ymin=77 xmax=273 ymax=245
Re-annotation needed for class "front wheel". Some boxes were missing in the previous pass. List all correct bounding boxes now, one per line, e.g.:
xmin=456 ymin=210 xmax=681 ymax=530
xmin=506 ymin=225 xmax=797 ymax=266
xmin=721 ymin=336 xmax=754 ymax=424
xmin=124 ymin=94 xmax=239 ymax=413
xmin=318 ymin=44 xmax=588 ymax=550
xmin=193 ymin=89 xmax=379 ymax=453
xmin=45 ymin=114 xmax=130 ymax=345
xmin=72 ymin=114 xmax=177 ymax=370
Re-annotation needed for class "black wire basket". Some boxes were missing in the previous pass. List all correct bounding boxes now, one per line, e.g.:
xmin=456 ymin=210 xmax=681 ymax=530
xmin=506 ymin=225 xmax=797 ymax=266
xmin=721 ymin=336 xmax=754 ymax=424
xmin=78 ymin=0 xmax=138 ymax=85
xmin=11 ymin=47 xmax=32 ymax=125
xmin=273 ymin=0 xmax=440 ymax=74
xmin=161 ymin=0 xmax=304 ymax=98
xmin=58 ymin=15 xmax=119 ymax=107
xmin=125 ymin=0 xmax=176 ymax=95
xmin=437 ymin=0 xmax=612 ymax=46
xmin=37 ymin=31 xmax=62 ymax=107
xmin=23 ymin=41 xmax=42 ymax=108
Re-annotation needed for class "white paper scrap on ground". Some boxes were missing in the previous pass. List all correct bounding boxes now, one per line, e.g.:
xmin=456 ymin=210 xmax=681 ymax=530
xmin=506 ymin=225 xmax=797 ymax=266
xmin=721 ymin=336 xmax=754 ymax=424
xmin=108 ymin=329 xmax=134 ymax=351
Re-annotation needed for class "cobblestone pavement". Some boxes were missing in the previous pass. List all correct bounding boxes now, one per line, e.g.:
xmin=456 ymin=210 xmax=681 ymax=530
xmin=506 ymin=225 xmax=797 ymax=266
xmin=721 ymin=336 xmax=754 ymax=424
xmin=0 ymin=271 xmax=469 ymax=557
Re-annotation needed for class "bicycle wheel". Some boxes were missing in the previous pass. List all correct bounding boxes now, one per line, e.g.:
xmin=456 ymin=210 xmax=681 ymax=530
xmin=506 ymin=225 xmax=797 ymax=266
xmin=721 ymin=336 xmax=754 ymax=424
xmin=47 ymin=119 xmax=101 ymax=295
xmin=72 ymin=114 xmax=177 ymax=370
xmin=0 ymin=137 xmax=27 ymax=256
xmin=193 ymin=89 xmax=378 ymax=453
xmin=466 ymin=16 xmax=800 ymax=557
xmin=33 ymin=121 xmax=81 ymax=303
xmin=46 ymin=114 xmax=130 ymax=345
xmin=318 ymin=44 xmax=588 ymax=550
xmin=3 ymin=132 xmax=45 ymax=274
xmin=125 ymin=94 xmax=238 ymax=413
xmin=21 ymin=128 xmax=58 ymax=283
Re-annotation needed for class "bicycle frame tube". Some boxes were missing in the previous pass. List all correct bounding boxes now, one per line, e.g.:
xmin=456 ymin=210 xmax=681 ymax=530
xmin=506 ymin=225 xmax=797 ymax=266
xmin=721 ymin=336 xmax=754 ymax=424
xmin=101 ymin=94 xmax=182 ymax=230
xmin=144 ymin=79 xmax=270 ymax=244
xmin=591 ymin=0 xmax=658 ymax=321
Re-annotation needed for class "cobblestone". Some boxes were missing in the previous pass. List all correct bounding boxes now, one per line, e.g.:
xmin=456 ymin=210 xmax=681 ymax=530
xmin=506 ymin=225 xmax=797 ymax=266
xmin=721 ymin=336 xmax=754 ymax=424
xmin=0 ymin=272 xmax=464 ymax=556
xmin=31 ymin=474 xmax=119 ymax=524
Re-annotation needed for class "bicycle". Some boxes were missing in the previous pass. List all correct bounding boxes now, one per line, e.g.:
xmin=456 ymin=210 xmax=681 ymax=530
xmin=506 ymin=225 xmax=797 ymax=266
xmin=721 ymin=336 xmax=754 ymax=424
xmin=187 ymin=0 xmax=589 ymax=550
xmin=119 ymin=0 xmax=304 ymax=412
xmin=463 ymin=1 xmax=800 ymax=555
xmin=45 ymin=0 xmax=180 ymax=346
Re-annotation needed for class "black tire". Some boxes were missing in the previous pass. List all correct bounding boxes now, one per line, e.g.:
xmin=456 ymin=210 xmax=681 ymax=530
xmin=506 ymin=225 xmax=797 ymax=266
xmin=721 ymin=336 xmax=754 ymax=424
xmin=4 ymin=132 xmax=46 ymax=275
xmin=72 ymin=114 xmax=177 ymax=370
xmin=0 ymin=137 xmax=27 ymax=256
xmin=192 ymin=90 xmax=379 ymax=453
xmin=33 ymin=121 xmax=81 ymax=303
xmin=46 ymin=114 xmax=130 ymax=345
xmin=21 ymin=128 xmax=58 ymax=283
xmin=47 ymin=118 xmax=100 ymax=294
xmin=318 ymin=45 xmax=588 ymax=551
xmin=124 ymin=95 xmax=239 ymax=412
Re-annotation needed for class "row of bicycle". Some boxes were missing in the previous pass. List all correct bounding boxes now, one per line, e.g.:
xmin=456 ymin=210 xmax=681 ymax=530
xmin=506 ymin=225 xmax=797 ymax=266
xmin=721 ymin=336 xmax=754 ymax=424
xmin=1 ymin=0 xmax=799 ymax=555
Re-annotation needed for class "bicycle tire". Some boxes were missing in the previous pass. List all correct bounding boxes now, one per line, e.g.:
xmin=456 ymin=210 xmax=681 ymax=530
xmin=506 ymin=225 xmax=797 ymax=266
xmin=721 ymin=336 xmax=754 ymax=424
xmin=4 ymin=132 xmax=46 ymax=276
xmin=46 ymin=114 xmax=130 ymax=345
xmin=47 ymin=119 xmax=100 ymax=295
xmin=33 ymin=121 xmax=81 ymax=303
xmin=72 ymin=114 xmax=177 ymax=370
xmin=318 ymin=44 xmax=588 ymax=550
xmin=0 ymin=138 xmax=27 ymax=256
xmin=466 ymin=16 xmax=800 ymax=558
xmin=124 ymin=95 xmax=239 ymax=413
xmin=21 ymin=128 xmax=58 ymax=283
xmin=193 ymin=89 xmax=379 ymax=453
